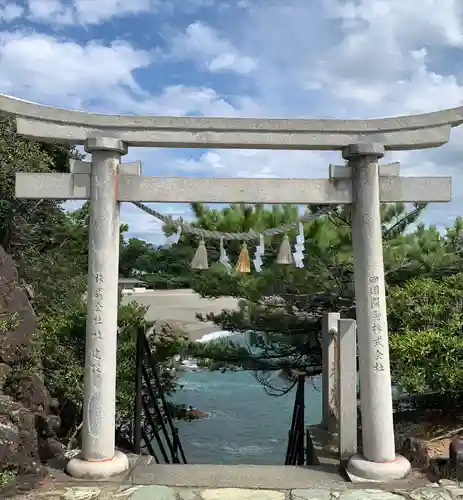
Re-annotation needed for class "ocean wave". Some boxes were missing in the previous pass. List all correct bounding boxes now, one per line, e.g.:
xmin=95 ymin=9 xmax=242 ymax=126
xmin=223 ymin=444 xmax=275 ymax=456
xmin=181 ymin=359 xmax=200 ymax=370
xmin=196 ymin=330 xmax=238 ymax=343
xmin=184 ymin=440 xmax=273 ymax=457
xmin=178 ymin=331 xmax=239 ymax=371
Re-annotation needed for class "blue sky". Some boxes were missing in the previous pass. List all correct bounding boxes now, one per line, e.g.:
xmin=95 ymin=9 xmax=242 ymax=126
xmin=1 ymin=0 xmax=463 ymax=244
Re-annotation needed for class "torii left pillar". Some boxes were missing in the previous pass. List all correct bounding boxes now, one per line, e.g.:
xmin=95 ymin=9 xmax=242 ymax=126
xmin=66 ymin=137 xmax=130 ymax=479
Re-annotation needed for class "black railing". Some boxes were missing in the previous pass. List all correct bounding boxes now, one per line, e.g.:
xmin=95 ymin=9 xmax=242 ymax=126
xmin=285 ymin=374 xmax=318 ymax=466
xmin=133 ymin=326 xmax=187 ymax=463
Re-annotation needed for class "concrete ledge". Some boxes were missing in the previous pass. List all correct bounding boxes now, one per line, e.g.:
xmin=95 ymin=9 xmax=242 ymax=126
xmin=0 ymin=94 xmax=461 ymax=149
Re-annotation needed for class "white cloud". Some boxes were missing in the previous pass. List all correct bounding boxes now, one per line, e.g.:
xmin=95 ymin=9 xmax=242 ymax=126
xmin=0 ymin=2 xmax=24 ymax=21
xmin=320 ymin=49 xmax=463 ymax=115
xmin=109 ymin=85 xmax=250 ymax=117
xmin=0 ymin=31 xmax=152 ymax=108
xmin=24 ymin=0 xmax=219 ymax=26
xmin=0 ymin=29 xmax=264 ymax=118
xmin=2 ymin=1 xmax=463 ymax=242
xmin=27 ymin=0 xmax=73 ymax=24
xmin=328 ymin=0 xmax=463 ymax=50
xmin=316 ymin=0 xmax=463 ymax=115
xmin=173 ymin=149 xmax=333 ymax=179
xmin=164 ymin=21 xmax=258 ymax=74
xmin=26 ymin=0 xmax=164 ymax=26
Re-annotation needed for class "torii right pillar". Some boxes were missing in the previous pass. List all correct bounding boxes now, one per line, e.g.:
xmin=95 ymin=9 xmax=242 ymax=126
xmin=343 ymin=143 xmax=411 ymax=482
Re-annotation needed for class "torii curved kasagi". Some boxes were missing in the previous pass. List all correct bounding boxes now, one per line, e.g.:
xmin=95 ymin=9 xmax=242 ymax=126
xmin=1 ymin=93 xmax=463 ymax=150
xmin=5 ymin=92 xmax=460 ymax=483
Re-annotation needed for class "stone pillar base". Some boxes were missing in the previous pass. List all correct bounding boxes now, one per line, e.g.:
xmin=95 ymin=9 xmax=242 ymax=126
xmin=66 ymin=451 xmax=129 ymax=480
xmin=346 ymin=453 xmax=411 ymax=483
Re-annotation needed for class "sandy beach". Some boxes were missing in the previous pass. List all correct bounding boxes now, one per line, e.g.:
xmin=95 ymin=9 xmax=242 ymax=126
xmin=121 ymin=288 xmax=239 ymax=341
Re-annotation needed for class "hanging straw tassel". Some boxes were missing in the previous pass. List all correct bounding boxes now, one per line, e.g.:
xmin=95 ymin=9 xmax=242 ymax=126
xmin=276 ymin=234 xmax=293 ymax=265
xmin=191 ymin=239 xmax=209 ymax=269
xmin=236 ymin=242 xmax=251 ymax=273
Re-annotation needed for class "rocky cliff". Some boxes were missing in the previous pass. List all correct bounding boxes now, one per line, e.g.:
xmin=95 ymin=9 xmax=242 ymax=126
xmin=0 ymin=246 xmax=65 ymax=477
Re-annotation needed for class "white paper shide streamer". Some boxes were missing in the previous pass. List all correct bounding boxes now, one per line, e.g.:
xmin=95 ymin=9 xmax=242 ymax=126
xmin=253 ymin=234 xmax=265 ymax=272
xmin=164 ymin=226 xmax=182 ymax=248
xmin=219 ymin=237 xmax=232 ymax=269
xmin=293 ymin=222 xmax=305 ymax=268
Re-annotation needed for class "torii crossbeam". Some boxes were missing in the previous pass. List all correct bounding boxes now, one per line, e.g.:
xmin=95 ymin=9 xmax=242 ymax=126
xmin=16 ymin=163 xmax=451 ymax=203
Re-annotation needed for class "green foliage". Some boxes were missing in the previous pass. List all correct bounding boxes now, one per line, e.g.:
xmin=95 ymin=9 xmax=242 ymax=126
xmin=119 ymin=236 xmax=194 ymax=289
xmin=38 ymin=303 xmax=87 ymax=407
xmin=388 ymin=274 xmax=463 ymax=395
xmin=0 ymin=312 xmax=20 ymax=333
xmin=0 ymin=470 xmax=17 ymax=487
xmin=0 ymin=117 xmax=87 ymax=318
xmin=36 ymin=299 xmax=184 ymax=431
xmin=164 ymin=201 xmax=463 ymax=397
xmin=0 ymin=118 xmax=185 ymax=443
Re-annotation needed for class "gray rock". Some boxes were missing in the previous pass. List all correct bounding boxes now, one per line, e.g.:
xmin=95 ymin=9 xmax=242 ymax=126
xmin=0 ymin=363 xmax=11 ymax=389
xmin=0 ymin=393 xmax=43 ymax=475
xmin=60 ymin=487 xmax=101 ymax=500
xmin=0 ymin=246 xmax=67 ymax=476
xmin=175 ymin=488 xmax=203 ymax=500
xmin=0 ymin=246 xmax=37 ymax=364
xmin=0 ymin=245 xmax=52 ymax=414
xmin=292 ymin=488 xmax=340 ymax=499
xmin=127 ymin=485 xmax=178 ymax=500
xmin=339 ymin=491 xmax=404 ymax=500
xmin=200 ymin=489 xmax=285 ymax=500
xmin=409 ymin=486 xmax=452 ymax=499
xmin=439 ymin=479 xmax=457 ymax=487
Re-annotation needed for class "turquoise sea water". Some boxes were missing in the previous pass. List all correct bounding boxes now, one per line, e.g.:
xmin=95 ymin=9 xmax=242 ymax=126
xmin=173 ymin=369 xmax=323 ymax=465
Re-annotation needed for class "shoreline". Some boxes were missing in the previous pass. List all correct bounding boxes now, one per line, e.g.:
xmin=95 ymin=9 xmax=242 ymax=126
xmin=121 ymin=289 xmax=239 ymax=341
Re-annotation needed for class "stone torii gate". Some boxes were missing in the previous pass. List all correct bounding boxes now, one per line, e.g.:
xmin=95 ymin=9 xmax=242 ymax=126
xmin=2 ymin=94 xmax=461 ymax=481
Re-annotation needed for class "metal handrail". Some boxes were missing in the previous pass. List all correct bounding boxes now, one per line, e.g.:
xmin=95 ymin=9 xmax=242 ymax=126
xmin=133 ymin=326 xmax=187 ymax=463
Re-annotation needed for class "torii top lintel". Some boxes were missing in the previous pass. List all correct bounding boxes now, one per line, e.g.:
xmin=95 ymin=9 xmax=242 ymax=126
xmin=1 ymin=94 xmax=462 ymax=151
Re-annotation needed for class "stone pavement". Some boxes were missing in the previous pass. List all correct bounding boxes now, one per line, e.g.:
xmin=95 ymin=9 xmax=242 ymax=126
xmin=6 ymin=479 xmax=463 ymax=500
xmin=3 ymin=459 xmax=462 ymax=500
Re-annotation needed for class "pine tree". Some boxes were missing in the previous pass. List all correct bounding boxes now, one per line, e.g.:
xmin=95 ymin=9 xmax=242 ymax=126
xmin=176 ymin=202 xmax=462 ymax=394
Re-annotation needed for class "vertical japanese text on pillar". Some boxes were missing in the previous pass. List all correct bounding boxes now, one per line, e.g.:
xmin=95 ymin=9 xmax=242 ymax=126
xmin=369 ymin=276 xmax=385 ymax=373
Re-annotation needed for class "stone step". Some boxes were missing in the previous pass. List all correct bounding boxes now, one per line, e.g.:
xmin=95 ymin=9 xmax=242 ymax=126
xmin=130 ymin=458 xmax=347 ymax=490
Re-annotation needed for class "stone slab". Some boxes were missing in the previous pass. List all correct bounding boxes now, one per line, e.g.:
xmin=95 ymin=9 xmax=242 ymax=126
xmin=175 ymin=489 xmax=203 ymax=500
xmin=339 ymin=491 xmax=404 ymax=500
xmin=200 ymin=488 xmax=285 ymax=500
xmin=321 ymin=312 xmax=339 ymax=431
xmin=337 ymin=319 xmax=358 ymax=462
xmin=292 ymin=488 xmax=341 ymax=499
xmin=409 ymin=486 xmax=453 ymax=499
xmin=129 ymin=463 xmax=347 ymax=490
xmin=128 ymin=485 xmax=177 ymax=500
xmin=9 ymin=482 xmax=463 ymax=500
